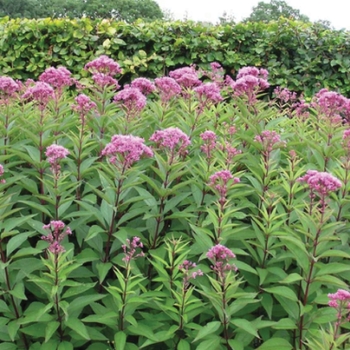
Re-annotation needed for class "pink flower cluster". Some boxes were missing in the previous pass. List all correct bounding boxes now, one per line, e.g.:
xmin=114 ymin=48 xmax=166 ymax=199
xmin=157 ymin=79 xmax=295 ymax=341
xmin=22 ymin=81 xmax=55 ymax=110
xmin=72 ymin=94 xmax=97 ymax=116
xmin=84 ymin=55 xmax=122 ymax=76
xmin=314 ymin=88 xmax=350 ymax=121
xmin=328 ymin=289 xmax=350 ymax=322
xmin=201 ymin=62 xmax=225 ymax=85
xmin=169 ymin=66 xmax=201 ymax=89
xmin=39 ymin=66 xmax=73 ymax=90
xmin=209 ymin=170 xmax=240 ymax=207
xmin=254 ymin=130 xmax=285 ymax=153
xmin=179 ymin=260 xmax=203 ymax=289
xmin=130 ymin=78 xmax=156 ymax=95
xmin=154 ymin=77 xmax=182 ymax=104
xmin=122 ymin=237 xmax=144 ymax=262
xmin=297 ymin=170 xmax=342 ymax=197
xmin=150 ymin=127 xmax=191 ymax=157
xmin=42 ymin=220 xmax=72 ymax=254
xmin=342 ymin=129 xmax=350 ymax=153
xmin=227 ymin=66 xmax=269 ymax=103
xmin=114 ymin=87 xmax=147 ymax=116
xmin=274 ymin=87 xmax=297 ymax=103
xmin=45 ymin=144 xmax=70 ymax=175
xmin=0 ymin=76 xmax=21 ymax=100
xmin=200 ymin=130 xmax=217 ymax=158
xmin=102 ymin=134 xmax=153 ymax=170
xmin=207 ymin=244 xmax=238 ymax=279
xmin=0 ymin=164 xmax=6 ymax=184
xmin=194 ymin=82 xmax=223 ymax=107
xmin=84 ymin=55 xmax=121 ymax=89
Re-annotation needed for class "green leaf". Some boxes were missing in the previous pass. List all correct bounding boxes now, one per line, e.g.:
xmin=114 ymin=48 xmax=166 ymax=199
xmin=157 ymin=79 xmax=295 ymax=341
xmin=9 ymin=283 xmax=27 ymax=300
xmin=177 ymin=339 xmax=191 ymax=350
xmin=193 ymin=321 xmax=221 ymax=342
xmin=0 ymin=343 xmax=17 ymax=350
xmin=57 ymin=341 xmax=74 ymax=350
xmin=263 ymin=286 xmax=297 ymax=301
xmin=0 ymin=300 xmax=11 ymax=313
xmin=256 ymin=338 xmax=293 ymax=350
xmin=231 ymin=318 xmax=259 ymax=337
xmin=195 ymin=335 xmax=222 ymax=350
xmin=7 ymin=320 xmax=19 ymax=342
xmin=67 ymin=294 xmax=105 ymax=314
xmin=272 ymin=318 xmax=297 ymax=330
xmin=6 ymin=232 xmax=32 ymax=256
xmin=114 ymin=331 xmax=127 ymax=350
xmin=45 ymin=321 xmax=60 ymax=343
xmin=65 ymin=317 xmax=90 ymax=340
xmin=279 ymin=273 xmax=303 ymax=284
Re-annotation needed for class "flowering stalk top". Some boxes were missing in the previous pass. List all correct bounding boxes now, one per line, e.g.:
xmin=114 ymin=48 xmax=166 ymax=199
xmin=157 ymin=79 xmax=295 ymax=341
xmin=72 ymin=93 xmax=97 ymax=117
xmin=207 ymin=244 xmax=238 ymax=279
xmin=0 ymin=164 xmax=6 ymax=184
xmin=39 ymin=66 xmax=73 ymax=91
xmin=154 ymin=77 xmax=182 ymax=104
xmin=328 ymin=289 xmax=350 ymax=323
xmin=194 ymin=82 xmax=223 ymax=110
xmin=130 ymin=78 xmax=156 ymax=95
xmin=200 ymin=130 xmax=217 ymax=158
xmin=45 ymin=144 xmax=70 ymax=176
xmin=150 ymin=127 xmax=191 ymax=159
xmin=114 ymin=87 xmax=147 ymax=116
xmin=179 ymin=260 xmax=203 ymax=289
xmin=22 ymin=81 xmax=55 ymax=110
xmin=297 ymin=170 xmax=342 ymax=197
xmin=102 ymin=134 xmax=153 ymax=171
xmin=254 ymin=130 xmax=286 ymax=154
xmin=169 ymin=66 xmax=202 ymax=89
xmin=122 ymin=237 xmax=144 ymax=263
xmin=0 ymin=76 xmax=21 ymax=102
xmin=84 ymin=55 xmax=122 ymax=76
xmin=42 ymin=220 xmax=72 ymax=254
xmin=209 ymin=170 xmax=240 ymax=206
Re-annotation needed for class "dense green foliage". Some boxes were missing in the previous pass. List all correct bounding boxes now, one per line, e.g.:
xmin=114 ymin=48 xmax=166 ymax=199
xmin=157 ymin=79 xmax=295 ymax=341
xmin=1 ymin=57 xmax=350 ymax=349
xmin=245 ymin=0 xmax=310 ymax=23
xmin=1 ymin=17 xmax=350 ymax=96
xmin=0 ymin=0 xmax=164 ymax=21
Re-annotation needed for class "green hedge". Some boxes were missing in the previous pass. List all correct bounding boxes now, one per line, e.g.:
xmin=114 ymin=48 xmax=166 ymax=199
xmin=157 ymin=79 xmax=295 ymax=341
xmin=1 ymin=16 xmax=350 ymax=95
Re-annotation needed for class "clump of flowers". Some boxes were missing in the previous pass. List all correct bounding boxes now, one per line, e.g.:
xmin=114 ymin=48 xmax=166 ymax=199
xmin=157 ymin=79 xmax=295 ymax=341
xmin=154 ymin=77 xmax=182 ymax=105
xmin=45 ymin=144 xmax=70 ymax=176
xmin=200 ymin=130 xmax=217 ymax=159
xmin=255 ymin=130 xmax=286 ymax=162
xmin=201 ymin=62 xmax=225 ymax=86
xmin=122 ymin=237 xmax=145 ymax=263
xmin=207 ymin=244 xmax=238 ymax=279
xmin=227 ymin=66 xmax=269 ymax=104
xmin=209 ymin=170 xmax=240 ymax=207
xmin=84 ymin=55 xmax=121 ymax=89
xmin=72 ymin=93 xmax=97 ymax=118
xmin=298 ymin=170 xmax=342 ymax=197
xmin=39 ymin=66 xmax=73 ymax=91
xmin=42 ymin=220 xmax=72 ymax=254
xmin=150 ymin=127 xmax=191 ymax=160
xmin=313 ymin=88 xmax=350 ymax=121
xmin=0 ymin=164 xmax=6 ymax=184
xmin=114 ymin=87 xmax=147 ymax=119
xmin=102 ymin=134 xmax=153 ymax=171
xmin=0 ymin=76 xmax=21 ymax=102
xmin=328 ymin=289 xmax=350 ymax=330
xmin=273 ymin=87 xmax=297 ymax=104
xmin=194 ymin=82 xmax=223 ymax=111
xmin=130 ymin=77 xmax=156 ymax=95
xmin=179 ymin=260 xmax=203 ymax=289
xmin=22 ymin=81 xmax=55 ymax=110
xmin=169 ymin=66 xmax=202 ymax=89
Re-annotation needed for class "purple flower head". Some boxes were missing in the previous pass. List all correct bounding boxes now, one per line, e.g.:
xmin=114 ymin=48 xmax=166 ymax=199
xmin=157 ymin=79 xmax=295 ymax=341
xmin=237 ymin=67 xmax=268 ymax=80
xmin=254 ymin=130 xmax=286 ymax=153
xmin=328 ymin=289 xmax=350 ymax=321
xmin=45 ymin=144 xmax=70 ymax=175
xmin=72 ymin=94 xmax=97 ymax=115
xmin=314 ymin=88 xmax=350 ymax=120
xmin=200 ymin=130 xmax=217 ymax=158
xmin=155 ymin=77 xmax=182 ymax=104
xmin=0 ymin=164 xmax=6 ymax=184
xmin=297 ymin=170 xmax=342 ymax=197
xmin=194 ymin=82 xmax=223 ymax=106
xmin=102 ymin=134 xmax=153 ymax=170
xmin=114 ymin=87 xmax=147 ymax=116
xmin=274 ymin=87 xmax=297 ymax=103
xmin=92 ymin=73 xmax=120 ymax=90
xmin=84 ymin=55 xmax=122 ymax=76
xmin=0 ymin=76 xmax=21 ymax=100
xmin=150 ymin=127 xmax=191 ymax=158
xmin=179 ymin=260 xmax=203 ymax=289
xmin=207 ymin=244 xmax=238 ymax=279
xmin=209 ymin=170 xmax=240 ymax=205
xmin=130 ymin=78 xmax=156 ymax=95
xmin=42 ymin=220 xmax=72 ymax=254
xmin=169 ymin=66 xmax=201 ymax=89
xmin=22 ymin=81 xmax=54 ymax=110
xmin=122 ymin=236 xmax=144 ymax=262
xmin=39 ymin=66 xmax=73 ymax=90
